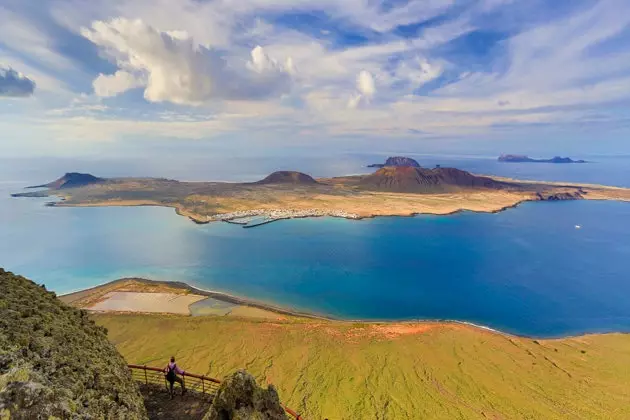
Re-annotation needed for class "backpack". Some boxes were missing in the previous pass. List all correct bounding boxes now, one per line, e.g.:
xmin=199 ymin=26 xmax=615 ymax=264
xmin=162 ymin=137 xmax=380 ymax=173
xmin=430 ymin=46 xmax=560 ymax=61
xmin=166 ymin=364 xmax=176 ymax=382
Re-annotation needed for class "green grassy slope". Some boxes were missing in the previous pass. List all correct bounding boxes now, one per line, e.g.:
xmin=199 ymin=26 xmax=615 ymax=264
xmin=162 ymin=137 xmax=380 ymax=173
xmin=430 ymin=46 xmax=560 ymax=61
xmin=95 ymin=314 xmax=630 ymax=420
xmin=0 ymin=270 xmax=147 ymax=419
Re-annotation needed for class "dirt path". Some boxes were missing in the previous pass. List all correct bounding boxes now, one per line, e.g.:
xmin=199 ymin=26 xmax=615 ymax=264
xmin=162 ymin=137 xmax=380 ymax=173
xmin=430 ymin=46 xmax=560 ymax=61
xmin=138 ymin=384 xmax=212 ymax=420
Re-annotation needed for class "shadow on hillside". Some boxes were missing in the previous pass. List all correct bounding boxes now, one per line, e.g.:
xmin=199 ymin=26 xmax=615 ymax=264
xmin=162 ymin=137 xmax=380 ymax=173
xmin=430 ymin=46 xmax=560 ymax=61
xmin=138 ymin=383 xmax=212 ymax=420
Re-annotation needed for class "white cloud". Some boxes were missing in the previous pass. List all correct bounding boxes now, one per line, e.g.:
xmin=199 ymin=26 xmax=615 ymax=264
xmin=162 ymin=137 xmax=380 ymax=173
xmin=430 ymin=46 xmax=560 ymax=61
xmin=348 ymin=70 xmax=375 ymax=108
xmin=357 ymin=70 xmax=376 ymax=97
xmin=248 ymin=46 xmax=295 ymax=75
xmin=93 ymin=70 xmax=143 ymax=97
xmin=395 ymin=58 xmax=444 ymax=87
xmin=0 ymin=9 xmax=76 ymax=71
xmin=81 ymin=18 xmax=294 ymax=105
xmin=4 ymin=0 xmax=630 ymax=147
xmin=0 ymin=67 xmax=36 ymax=97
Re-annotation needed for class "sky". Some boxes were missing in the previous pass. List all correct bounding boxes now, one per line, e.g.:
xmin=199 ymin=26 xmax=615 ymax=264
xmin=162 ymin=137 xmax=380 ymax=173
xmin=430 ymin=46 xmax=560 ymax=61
xmin=1 ymin=0 xmax=630 ymax=158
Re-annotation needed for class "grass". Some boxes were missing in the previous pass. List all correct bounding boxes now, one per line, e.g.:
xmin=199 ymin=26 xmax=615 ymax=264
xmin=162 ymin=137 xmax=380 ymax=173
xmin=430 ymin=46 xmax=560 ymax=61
xmin=95 ymin=314 xmax=630 ymax=419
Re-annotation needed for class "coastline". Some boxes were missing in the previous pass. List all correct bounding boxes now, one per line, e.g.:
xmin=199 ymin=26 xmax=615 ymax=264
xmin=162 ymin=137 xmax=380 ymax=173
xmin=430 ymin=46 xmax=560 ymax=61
xmin=41 ymin=194 xmax=559 ymax=225
xmin=60 ymin=277 xmax=331 ymax=321
xmin=46 ymin=193 xmax=629 ymax=228
xmin=60 ymin=277 xmax=627 ymax=339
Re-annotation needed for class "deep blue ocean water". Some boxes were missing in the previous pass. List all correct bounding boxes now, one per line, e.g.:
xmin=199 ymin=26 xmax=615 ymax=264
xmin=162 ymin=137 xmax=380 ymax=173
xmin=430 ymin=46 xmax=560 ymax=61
xmin=1 ymin=154 xmax=629 ymax=337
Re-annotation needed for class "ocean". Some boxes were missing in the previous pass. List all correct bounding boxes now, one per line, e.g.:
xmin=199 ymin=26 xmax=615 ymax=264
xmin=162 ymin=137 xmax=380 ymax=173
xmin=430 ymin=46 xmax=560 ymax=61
xmin=1 ymin=153 xmax=629 ymax=337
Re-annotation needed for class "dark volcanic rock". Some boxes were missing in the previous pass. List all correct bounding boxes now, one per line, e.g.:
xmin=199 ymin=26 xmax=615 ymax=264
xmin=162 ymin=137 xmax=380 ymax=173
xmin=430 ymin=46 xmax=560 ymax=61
xmin=0 ymin=269 xmax=147 ymax=419
xmin=256 ymin=171 xmax=318 ymax=185
xmin=360 ymin=166 xmax=509 ymax=193
xmin=367 ymin=156 xmax=421 ymax=168
xmin=535 ymin=191 xmax=584 ymax=201
xmin=498 ymin=155 xmax=586 ymax=164
xmin=203 ymin=370 xmax=287 ymax=420
xmin=29 ymin=172 xmax=105 ymax=190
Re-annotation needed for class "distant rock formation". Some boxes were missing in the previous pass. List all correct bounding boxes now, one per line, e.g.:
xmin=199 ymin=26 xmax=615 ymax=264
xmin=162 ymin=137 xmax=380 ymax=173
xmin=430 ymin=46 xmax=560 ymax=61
xmin=0 ymin=269 xmax=147 ymax=419
xmin=29 ymin=172 xmax=105 ymax=189
xmin=360 ymin=166 xmax=509 ymax=193
xmin=256 ymin=171 xmax=318 ymax=185
xmin=367 ymin=156 xmax=421 ymax=168
xmin=498 ymin=155 xmax=586 ymax=163
xmin=203 ymin=370 xmax=287 ymax=420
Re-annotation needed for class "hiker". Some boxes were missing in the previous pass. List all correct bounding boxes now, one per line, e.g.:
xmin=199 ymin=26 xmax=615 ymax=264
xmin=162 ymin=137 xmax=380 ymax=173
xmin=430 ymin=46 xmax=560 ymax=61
xmin=164 ymin=356 xmax=187 ymax=398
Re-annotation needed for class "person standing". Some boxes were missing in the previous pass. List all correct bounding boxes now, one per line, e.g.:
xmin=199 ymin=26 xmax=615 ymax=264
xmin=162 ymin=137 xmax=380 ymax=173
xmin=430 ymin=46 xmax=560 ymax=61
xmin=164 ymin=356 xmax=187 ymax=398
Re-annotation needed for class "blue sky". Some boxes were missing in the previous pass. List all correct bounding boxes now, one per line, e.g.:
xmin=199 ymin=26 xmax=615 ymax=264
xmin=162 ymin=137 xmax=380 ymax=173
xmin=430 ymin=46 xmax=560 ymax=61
xmin=1 ymin=0 xmax=630 ymax=157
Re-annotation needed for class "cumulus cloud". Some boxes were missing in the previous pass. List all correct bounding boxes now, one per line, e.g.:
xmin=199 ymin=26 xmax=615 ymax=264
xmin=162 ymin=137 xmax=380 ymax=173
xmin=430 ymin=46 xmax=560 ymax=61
xmin=348 ymin=70 xmax=375 ymax=108
xmin=0 ymin=67 xmax=36 ymax=97
xmin=81 ymin=18 xmax=293 ymax=105
xmin=93 ymin=70 xmax=143 ymax=97
xmin=357 ymin=70 xmax=376 ymax=97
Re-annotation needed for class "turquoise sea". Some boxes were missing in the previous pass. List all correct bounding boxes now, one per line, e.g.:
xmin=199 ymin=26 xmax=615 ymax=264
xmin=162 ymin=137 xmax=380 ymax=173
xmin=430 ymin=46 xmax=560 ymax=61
xmin=1 ymin=154 xmax=629 ymax=337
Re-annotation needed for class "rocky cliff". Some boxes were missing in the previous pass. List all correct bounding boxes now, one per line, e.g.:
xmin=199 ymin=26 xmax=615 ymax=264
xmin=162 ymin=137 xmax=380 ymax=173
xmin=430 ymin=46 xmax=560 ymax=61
xmin=204 ymin=370 xmax=287 ymax=420
xmin=0 ymin=269 xmax=147 ymax=419
xmin=535 ymin=190 xmax=585 ymax=201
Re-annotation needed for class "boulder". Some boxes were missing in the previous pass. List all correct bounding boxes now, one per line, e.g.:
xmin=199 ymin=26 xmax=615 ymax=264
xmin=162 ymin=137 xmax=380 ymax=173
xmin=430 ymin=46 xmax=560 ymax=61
xmin=204 ymin=370 xmax=287 ymax=420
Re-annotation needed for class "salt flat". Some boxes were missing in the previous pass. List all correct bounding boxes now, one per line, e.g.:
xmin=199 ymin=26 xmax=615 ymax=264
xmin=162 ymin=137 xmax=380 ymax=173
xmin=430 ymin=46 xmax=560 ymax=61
xmin=88 ymin=291 xmax=207 ymax=315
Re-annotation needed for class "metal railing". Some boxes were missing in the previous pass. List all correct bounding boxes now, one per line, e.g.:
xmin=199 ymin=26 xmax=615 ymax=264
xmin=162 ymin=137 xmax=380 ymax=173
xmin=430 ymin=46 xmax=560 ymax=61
xmin=128 ymin=364 xmax=221 ymax=396
xmin=128 ymin=364 xmax=304 ymax=419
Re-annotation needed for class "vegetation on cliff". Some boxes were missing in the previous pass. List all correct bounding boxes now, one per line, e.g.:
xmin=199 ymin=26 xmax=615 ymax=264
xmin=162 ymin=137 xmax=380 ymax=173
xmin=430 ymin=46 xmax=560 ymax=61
xmin=0 ymin=269 xmax=147 ymax=419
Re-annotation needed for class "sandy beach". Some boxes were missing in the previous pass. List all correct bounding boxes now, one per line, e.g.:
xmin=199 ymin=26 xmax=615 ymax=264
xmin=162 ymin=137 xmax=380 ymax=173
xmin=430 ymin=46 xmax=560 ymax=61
xmin=88 ymin=291 xmax=207 ymax=315
xmin=60 ymin=278 xmax=517 ymax=335
xmin=60 ymin=278 xmax=309 ymax=320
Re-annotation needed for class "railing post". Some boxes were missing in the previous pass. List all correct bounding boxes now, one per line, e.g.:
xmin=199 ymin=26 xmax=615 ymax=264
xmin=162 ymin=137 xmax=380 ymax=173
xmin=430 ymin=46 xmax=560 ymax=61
xmin=202 ymin=377 xmax=205 ymax=394
xmin=144 ymin=365 xmax=148 ymax=385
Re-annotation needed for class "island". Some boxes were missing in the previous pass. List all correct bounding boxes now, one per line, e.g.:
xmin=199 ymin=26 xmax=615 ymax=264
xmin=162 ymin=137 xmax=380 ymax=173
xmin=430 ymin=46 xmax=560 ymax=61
xmin=498 ymin=154 xmax=587 ymax=163
xmin=11 ymin=160 xmax=630 ymax=227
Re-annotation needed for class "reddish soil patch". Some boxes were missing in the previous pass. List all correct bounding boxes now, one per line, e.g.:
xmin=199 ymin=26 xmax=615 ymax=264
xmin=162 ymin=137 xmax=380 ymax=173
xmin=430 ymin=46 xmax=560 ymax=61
xmin=371 ymin=323 xmax=438 ymax=338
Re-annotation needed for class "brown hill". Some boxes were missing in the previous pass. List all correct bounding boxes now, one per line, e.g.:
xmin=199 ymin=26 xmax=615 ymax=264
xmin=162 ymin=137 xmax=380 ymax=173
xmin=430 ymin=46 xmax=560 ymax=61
xmin=359 ymin=166 xmax=510 ymax=193
xmin=29 ymin=172 xmax=105 ymax=190
xmin=256 ymin=171 xmax=318 ymax=185
xmin=368 ymin=156 xmax=421 ymax=168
